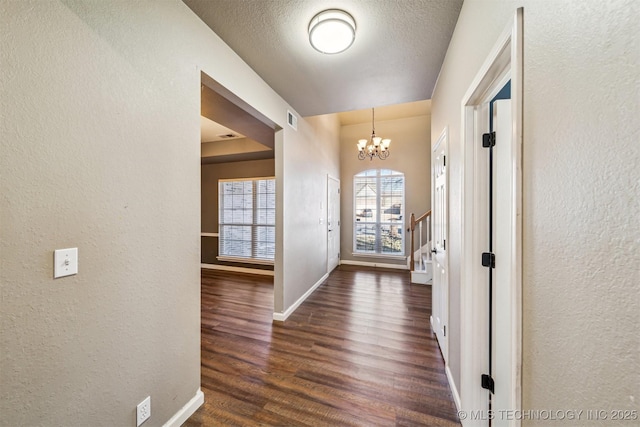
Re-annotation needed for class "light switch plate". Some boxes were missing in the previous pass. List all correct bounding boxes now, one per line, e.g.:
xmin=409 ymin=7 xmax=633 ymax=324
xmin=54 ymin=248 xmax=78 ymax=278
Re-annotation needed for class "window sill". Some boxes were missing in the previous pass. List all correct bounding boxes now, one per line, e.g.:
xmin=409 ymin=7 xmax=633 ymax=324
xmin=217 ymin=256 xmax=274 ymax=266
xmin=351 ymin=252 xmax=406 ymax=260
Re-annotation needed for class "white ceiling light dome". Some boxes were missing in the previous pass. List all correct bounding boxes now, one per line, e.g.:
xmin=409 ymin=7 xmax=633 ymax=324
xmin=308 ymin=9 xmax=356 ymax=54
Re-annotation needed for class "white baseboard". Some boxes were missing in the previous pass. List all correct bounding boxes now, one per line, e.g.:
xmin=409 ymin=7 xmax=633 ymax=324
xmin=163 ymin=388 xmax=204 ymax=427
xmin=273 ymin=272 xmax=329 ymax=322
xmin=340 ymin=260 xmax=408 ymax=270
xmin=201 ymin=263 xmax=274 ymax=276
xmin=446 ymin=365 xmax=462 ymax=414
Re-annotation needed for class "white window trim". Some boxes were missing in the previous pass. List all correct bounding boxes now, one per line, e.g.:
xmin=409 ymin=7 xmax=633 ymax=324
xmin=352 ymin=169 xmax=405 ymax=257
xmin=218 ymin=176 xmax=276 ymax=262
xmin=350 ymin=252 xmax=406 ymax=260
xmin=216 ymin=256 xmax=274 ymax=266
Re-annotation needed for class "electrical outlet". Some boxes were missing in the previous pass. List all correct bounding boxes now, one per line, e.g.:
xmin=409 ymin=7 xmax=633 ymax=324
xmin=136 ymin=396 xmax=151 ymax=426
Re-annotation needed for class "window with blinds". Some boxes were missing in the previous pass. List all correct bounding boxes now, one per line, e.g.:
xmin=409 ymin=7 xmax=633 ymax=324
xmin=218 ymin=177 xmax=275 ymax=263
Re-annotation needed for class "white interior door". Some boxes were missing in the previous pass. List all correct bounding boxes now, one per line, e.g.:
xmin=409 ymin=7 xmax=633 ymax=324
xmin=432 ymin=130 xmax=448 ymax=360
xmin=492 ymin=99 xmax=517 ymax=425
xmin=327 ymin=176 xmax=340 ymax=273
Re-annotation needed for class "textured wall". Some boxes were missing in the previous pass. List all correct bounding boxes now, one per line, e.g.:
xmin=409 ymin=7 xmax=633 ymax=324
xmin=0 ymin=2 xmax=202 ymax=425
xmin=279 ymin=113 xmax=341 ymax=311
xmin=432 ymin=0 xmax=639 ymax=424
xmin=340 ymin=115 xmax=431 ymax=266
xmin=0 ymin=0 xmax=336 ymax=425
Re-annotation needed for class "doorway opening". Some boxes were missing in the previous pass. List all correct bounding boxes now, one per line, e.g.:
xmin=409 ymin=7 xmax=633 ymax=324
xmin=199 ymin=71 xmax=281 ymax=307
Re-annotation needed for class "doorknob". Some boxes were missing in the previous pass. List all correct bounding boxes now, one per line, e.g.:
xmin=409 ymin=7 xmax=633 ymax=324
xmin=431 ymin=249 xmax=437 ymax=254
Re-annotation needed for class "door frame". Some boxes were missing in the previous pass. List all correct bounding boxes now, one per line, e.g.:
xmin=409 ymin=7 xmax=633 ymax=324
xmin=459 ymin=8 xmax=523 ymax=426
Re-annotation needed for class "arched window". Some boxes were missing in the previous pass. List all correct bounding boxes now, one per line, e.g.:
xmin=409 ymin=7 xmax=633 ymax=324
xmin=353 ymin=169 xmax=405 ymax=256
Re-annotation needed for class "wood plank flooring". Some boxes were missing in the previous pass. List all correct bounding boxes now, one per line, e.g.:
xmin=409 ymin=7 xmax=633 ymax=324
xmin=184 ymin=265 xmax=461 ymax=426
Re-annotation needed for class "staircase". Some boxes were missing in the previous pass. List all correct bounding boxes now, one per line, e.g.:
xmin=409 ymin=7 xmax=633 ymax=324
xmin=408 ymin=210 xmax=433 ymax=285
xmin=409 ymin=242 xmax=433 ymax=284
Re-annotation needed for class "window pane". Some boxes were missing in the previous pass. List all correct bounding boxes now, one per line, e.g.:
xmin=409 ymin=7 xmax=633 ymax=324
xmin=380 ymin=176 xmax=404 ymax=223
xmin=220 ymin=225 xmax=252 ymax=257
xmin=256 ymin=208 xmax=275 ymax=225
xmin=255 ymin=226 xmax=275 ymax=259
xmin=354 ymin=177 xmax=377 ymax=222
xmin=380 ymin=224 xmax=403 ymax=254
xmin=355 ymin=223 xmax=376 ymax=253
xmin=221 ymin=209 xmax=234 ymax=223
xmin=222 ymin=194 xmax=234 ymax=210
xmin=255 ymin=179 xmax=275 ymax=226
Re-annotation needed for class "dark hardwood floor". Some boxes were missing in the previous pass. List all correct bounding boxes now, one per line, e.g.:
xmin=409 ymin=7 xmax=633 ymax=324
xmin=184 ymin=265 xmax=461 ymax=426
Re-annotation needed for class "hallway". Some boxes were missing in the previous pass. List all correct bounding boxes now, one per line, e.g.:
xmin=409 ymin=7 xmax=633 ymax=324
xmin=184 ymin=265 xmax=460 ymax=426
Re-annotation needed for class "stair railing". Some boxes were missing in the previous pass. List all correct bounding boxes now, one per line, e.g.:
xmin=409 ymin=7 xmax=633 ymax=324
xmin=409 ymin=210 xmax=432 ymax=272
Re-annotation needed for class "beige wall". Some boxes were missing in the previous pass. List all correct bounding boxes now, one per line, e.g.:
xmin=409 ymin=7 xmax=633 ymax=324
xmin=279 ymin=113 xmax=341 ymax=311
xmin=432 ymin=0 xmax=639 ymax=423
xmin=0 ymin=0 xmax=340 ymax=424
xmin=340 ymin=115 xmax=431 ymax=266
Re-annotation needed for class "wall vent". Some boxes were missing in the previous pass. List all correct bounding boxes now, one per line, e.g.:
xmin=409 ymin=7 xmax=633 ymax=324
xmin=287 ymin=110 xmax=298 ymax=131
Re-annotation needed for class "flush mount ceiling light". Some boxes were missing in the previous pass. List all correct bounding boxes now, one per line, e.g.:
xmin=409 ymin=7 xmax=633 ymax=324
xmin=308 ymin=9 xmax=356 ymax=54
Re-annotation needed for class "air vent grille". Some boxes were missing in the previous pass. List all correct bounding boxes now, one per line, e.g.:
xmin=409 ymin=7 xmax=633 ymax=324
xmin=287 ymin=110 xmax=298 ymax=131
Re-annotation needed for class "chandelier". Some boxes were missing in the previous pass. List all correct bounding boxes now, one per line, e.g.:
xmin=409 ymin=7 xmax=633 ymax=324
xmin=357 ymin=108 xmax=391 ymax=160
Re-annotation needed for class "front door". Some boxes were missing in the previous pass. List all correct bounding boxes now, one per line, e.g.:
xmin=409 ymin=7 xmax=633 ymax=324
xmin=327 ymin=176 xmax=340 ymax=273
xmin=432 ymin=129 xmax=448 ymax=360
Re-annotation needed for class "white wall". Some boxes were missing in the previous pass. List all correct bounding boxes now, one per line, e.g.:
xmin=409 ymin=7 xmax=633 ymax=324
xmin=340 ymin=115 xmax=431 ymax=266
xmin=432 ymin=0 xmax=639 ymax=422
xmin=0 ymin=0 xmax=340 ymax=424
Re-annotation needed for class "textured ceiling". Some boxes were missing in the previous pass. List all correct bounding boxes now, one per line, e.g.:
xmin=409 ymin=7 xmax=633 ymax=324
xmin=184 ymin=0 xmax=463 ymax=117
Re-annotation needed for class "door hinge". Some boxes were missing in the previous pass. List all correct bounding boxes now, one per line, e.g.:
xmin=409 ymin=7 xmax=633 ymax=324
xmin=338 ymin=188 xmax=340 ymax=194
xmin=444 ymin=325 xmax=446 ymax=337
xmin=482 ymin=132 xmax=496 ymax=147
xmin=443 ymin=155 xmax=446 ymax=166
xmin=443 ymin=239 xmax=446 ymax=250
xmin=481 ymin=374 xmax=495 ymax=393
xmin=481 ymin=252 xmax=495 ymax=268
